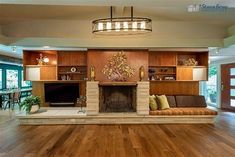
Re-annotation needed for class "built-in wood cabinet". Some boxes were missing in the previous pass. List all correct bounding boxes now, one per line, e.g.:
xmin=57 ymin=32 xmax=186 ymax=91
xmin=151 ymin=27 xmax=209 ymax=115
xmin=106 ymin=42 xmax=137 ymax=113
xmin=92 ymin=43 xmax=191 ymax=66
xmin=23 ymin=50 xmax=87 ymax=81
xmin=149 ymin=51 xmax=208 ymax=81
xmin=23 ymin=50 xmax=57 ymax=81
xmin=57 ymin=51 xmax=87 ymax=81
xmin=176 ymin=67 xmax=193 ymax=80
xmin=24 ymin=50 xmax=208 ymax=82
xmin=25 ymin=65 xmax=57 ymax=81
xmin=149 ymin=52 xmax=177 ymax=66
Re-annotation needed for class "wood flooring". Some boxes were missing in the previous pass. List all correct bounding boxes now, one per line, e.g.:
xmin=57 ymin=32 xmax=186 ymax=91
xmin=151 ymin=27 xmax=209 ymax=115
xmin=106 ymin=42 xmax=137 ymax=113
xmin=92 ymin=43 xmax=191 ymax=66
xmin=0 ymin=110 xmax=235 ymax=157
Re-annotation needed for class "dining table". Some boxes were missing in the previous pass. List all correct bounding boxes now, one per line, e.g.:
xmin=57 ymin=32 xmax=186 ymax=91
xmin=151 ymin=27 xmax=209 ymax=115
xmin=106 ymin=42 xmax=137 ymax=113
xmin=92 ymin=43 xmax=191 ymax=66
xmin=0 ymin=88 xmax=32 ymax=109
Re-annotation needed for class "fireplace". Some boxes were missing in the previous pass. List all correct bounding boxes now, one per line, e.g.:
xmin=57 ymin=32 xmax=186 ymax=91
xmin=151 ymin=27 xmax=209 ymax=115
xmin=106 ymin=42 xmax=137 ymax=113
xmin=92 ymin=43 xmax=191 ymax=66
xmin=99 ymin=83 xmax=137 ymax=112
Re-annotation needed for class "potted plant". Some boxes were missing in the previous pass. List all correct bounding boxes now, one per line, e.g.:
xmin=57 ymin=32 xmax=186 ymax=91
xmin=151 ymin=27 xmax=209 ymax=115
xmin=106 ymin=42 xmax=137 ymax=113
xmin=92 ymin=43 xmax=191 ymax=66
xmin=19 ymin=96 xmax=41 ymax=114
xmin=209 ymin=91 xmax=217 ymax=103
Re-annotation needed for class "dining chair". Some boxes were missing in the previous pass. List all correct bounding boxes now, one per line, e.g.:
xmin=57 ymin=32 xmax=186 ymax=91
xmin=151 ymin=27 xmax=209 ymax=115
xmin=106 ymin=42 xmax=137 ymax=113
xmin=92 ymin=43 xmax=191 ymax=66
xmin=2 ymin=92 xmax=14 ymax=110
xmin=11 ymin=90 xmax=21 ymax=110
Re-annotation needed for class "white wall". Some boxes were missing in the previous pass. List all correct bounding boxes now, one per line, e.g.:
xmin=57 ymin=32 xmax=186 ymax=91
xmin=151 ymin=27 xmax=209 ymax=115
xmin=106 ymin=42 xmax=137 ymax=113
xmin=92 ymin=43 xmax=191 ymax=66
xmin=0 ymin=20 xmax=225 ymax=47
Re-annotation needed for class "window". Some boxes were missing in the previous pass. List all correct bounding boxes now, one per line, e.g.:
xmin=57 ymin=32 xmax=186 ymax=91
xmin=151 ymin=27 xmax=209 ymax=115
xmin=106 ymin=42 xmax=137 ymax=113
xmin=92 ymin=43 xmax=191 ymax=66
xmin=6 ymin=69 xmax=18 ymax=89
xmin=201 ymin=66 xmax=217 ymax=107
xmin=230 ymin=68 xmax=235 ymax=75
xmin=21 ymin=71 xmax=31 ymax=87
xmin=0 ymin=69 xmax=2 ymax=89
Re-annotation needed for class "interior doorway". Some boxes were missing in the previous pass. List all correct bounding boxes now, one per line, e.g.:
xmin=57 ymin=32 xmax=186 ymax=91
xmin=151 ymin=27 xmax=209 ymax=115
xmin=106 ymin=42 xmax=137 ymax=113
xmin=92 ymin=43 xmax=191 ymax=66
xmin=201 ymin=66 xmax=218 ymax=107
xmin=221 ymin=63 xmax=235 ymax=111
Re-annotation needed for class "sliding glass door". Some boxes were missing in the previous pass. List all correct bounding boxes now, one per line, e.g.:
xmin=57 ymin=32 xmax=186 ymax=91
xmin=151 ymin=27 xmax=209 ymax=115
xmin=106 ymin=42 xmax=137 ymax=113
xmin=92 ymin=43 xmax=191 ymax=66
xmin=201 ymin=66 xmax=218 ymax=107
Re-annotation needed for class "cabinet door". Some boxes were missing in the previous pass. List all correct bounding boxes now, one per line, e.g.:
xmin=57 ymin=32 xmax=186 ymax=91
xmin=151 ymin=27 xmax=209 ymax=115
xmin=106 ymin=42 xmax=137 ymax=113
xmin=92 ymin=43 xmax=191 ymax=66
xmin=40 ymin=66 xmax=57 ymax=80
xmin=149 ymin=52 xmax=177 ymax=66
xmin=193 ymin=67 xmax=207 ymax=81
xmin=25 ymin=67 xmax=40 ymax=81
xmin=177 ymin=67 xmax=193 ymax=80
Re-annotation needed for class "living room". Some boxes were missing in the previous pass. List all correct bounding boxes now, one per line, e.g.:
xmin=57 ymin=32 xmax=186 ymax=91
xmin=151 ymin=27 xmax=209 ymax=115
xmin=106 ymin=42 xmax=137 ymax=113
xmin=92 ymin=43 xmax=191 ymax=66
xmin=0 ymin=0 xmax=235 ymax=156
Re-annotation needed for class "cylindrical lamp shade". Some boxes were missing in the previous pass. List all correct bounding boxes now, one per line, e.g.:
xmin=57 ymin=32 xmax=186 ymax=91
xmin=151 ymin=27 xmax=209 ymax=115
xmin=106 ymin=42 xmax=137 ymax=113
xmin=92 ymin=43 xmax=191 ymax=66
xmin=92 ymin=17 xmax=152 ymax=35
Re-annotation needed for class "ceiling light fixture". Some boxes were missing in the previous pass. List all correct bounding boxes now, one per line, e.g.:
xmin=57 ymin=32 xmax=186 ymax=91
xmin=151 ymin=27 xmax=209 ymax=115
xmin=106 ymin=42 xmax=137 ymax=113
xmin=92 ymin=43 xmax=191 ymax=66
xmin=92 ymin=6 xmax=152 ymax=35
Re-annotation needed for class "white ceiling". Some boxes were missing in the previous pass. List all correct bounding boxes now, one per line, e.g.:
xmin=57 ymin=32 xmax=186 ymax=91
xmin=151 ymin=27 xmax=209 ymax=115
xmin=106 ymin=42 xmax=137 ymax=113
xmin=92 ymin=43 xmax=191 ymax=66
xmin=0 ymin=44 xmax=22 ymax=58
xmin=0 ymin=0 xmax=235 ymax=61
xmin=0 ymin=1 xmax=235 ymax=26
xmin=1 ymin=0 xmax=235 ymax=7
xmin=209 ymin=45 xmax=235 ymax=62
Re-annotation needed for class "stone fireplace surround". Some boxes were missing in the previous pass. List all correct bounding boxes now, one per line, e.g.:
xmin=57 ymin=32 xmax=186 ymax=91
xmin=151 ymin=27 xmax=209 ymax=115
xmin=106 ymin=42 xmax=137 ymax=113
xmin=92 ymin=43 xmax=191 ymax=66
xmin=86 ymin=81 xmax=149 ymax=115
xmin=99 ymin=84 xmax=137 ymax=113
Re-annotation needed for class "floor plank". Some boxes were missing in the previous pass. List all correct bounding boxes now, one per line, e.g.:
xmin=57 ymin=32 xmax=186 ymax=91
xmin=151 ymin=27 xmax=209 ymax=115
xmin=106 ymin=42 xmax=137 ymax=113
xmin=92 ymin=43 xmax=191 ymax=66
xmin=0 ymin=110 xmax=235 ymax=157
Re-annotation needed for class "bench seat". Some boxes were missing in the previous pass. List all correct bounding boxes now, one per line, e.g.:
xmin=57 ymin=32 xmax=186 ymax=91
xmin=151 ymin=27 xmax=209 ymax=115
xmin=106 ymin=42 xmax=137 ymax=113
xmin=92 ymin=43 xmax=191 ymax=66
xmin=149 ymin=108 xmax=217 ymax=116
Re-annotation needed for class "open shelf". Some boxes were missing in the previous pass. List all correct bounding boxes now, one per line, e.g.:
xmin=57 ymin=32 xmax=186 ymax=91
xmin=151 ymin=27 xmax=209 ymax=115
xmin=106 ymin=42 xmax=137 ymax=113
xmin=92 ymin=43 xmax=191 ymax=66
xmin=148 ymin=66 xmax=176 ymax=81
xmin=57 ymin=52 xmax=87 ymax=81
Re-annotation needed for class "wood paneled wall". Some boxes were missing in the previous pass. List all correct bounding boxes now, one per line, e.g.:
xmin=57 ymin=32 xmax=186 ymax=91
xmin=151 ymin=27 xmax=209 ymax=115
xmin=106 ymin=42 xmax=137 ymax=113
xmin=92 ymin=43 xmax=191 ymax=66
xmin=149 ymin=51 xmax=177 ymax=66
xmin=23 ymin=50 xmax=57 ymax=66
xmin=150 ymin=81 xmax=199 ymax=95
xmin=87 ymin=49 xmax=149 ymax=82
xmin=57 ymin=51 xmax=87 ymax=66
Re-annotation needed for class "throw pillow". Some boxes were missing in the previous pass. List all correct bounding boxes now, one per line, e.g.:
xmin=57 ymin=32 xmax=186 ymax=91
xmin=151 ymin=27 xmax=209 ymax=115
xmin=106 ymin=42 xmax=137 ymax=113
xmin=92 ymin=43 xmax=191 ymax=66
xmin=156 ymin=95 xmax=170 ymax=110
xmin=149 ymin=95 xmax=158 ymax=111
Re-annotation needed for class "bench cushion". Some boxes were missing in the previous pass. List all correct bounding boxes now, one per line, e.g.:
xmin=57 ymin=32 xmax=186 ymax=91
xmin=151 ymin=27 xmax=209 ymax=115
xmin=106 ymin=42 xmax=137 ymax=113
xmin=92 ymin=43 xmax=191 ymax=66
xmin=175 ymin=95 xmax=207 ymax=107
xmin=149 ymin=108 xmax=217 ymax=115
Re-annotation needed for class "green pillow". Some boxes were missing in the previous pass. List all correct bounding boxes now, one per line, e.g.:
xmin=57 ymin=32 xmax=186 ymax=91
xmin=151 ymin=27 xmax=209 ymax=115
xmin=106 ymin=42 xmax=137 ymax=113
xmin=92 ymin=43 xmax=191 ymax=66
xmin=155 ymin=95 xmax=170 ymax=110
xmin=149 ymin=95 xmax=158 ymax=111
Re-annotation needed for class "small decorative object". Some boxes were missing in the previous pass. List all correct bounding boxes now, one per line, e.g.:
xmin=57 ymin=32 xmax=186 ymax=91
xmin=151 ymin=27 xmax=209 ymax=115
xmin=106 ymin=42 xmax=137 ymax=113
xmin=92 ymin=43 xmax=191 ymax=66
xmin=139 ymin=66 xmax=145 ymax=81
xmin=61 ymin=75 xmax=66 ymax=80
xmin=164 ymin=76 xmax=175 ymax=80
xmin=156 ymin=75 xmax=161 ymax=80
xmin=77 ymin=95 xmax=86 ymax=113
xmin=66 ymin=75 xmax=71 ymax=80
xmin=151 ymin=76 xmax=155 ymax=81
xmin=102 ymin=51 xmax=135 ymax=81
xmin=90 ymin=66 xmax=95 ymax=81
xmin=36 ymin=53 xmax=49 ymax=65
xmin=43 ymin=57 xmax=49 ymax=65
xmin=148 ymin=69 xmax=155 ymax=73
xmin=160 ymin=68 xmax=168 ymax=73
xmin=71 ymin=67 xmax=76 ymax=73
xmin=184 ymin=58 xmax=198 ymax=66
xmin=19 ymin=96 xmax=41 ymax=114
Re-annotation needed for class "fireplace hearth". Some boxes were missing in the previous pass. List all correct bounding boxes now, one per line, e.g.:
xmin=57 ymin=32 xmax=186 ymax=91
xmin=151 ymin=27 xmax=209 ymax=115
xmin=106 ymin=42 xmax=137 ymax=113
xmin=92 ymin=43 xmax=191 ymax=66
xmin=99 ymin=84 xmax=136 ymax=112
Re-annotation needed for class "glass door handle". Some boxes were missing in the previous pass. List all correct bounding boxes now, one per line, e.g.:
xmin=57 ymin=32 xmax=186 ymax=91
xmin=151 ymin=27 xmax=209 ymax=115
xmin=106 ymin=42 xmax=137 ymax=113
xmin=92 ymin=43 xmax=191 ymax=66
xmin=221 ymin=83 xmax=224 ymax=91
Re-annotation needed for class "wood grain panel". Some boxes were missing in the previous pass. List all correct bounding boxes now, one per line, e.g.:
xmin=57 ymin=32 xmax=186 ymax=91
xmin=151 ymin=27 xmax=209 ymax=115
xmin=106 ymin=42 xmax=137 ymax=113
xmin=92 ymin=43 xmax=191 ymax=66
xmin=40 ymin=66 xmax=57 ymax=80
xmin=57 ymin=51 xmax=87 ymax=66
xmin=32 ymin=81 xmax=86 ymax=107
xmin=177 ymin=67 xmax=193 ymax=80
xmin=149 ymin=51 xmax=177 ymax=66
xmin=150 ymin=81 xmax=199 ymax=95
xmin=23 ymin=50 xmax=57 ymax=66
xmin=87 ymin=49 xmax=149 ymax=82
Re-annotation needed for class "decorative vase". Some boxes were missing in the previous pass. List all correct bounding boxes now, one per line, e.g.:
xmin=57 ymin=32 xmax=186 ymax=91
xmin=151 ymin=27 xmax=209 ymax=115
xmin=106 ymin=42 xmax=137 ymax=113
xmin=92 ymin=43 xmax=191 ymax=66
xmin=29 ymin=105 xmax=40 ymax=114
xmin=139 ymin=66 xmax=145 ymax=81
xmin=90 ymin=66 xmax=95 ymax=81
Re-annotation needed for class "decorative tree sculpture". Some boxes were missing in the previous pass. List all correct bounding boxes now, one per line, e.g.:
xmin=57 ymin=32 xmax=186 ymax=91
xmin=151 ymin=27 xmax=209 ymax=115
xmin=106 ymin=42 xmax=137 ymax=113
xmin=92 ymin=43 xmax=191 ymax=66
xmin=102 ymin=51 xmax=135 ymax=81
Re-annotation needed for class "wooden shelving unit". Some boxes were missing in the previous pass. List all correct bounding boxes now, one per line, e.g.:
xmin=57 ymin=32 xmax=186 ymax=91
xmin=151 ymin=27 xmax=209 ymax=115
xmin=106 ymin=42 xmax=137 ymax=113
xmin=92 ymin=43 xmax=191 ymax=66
xmin=23 ymin=50 xmax=57 ymax=81
xmin=23 ymin=50 xmax=88 ymax=81
xmin=149 ymin=66 xmax=176 ymax=81
xmin=57 ymin=51 xmax=87 ymax=81
xmin=148 ymin=51 xmax=208 ymax=81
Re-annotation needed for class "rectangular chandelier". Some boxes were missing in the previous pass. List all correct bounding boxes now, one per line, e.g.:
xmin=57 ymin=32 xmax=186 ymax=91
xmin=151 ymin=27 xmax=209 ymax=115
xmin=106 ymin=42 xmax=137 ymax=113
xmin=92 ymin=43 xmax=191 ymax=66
xmin=92 ymin=6 xmax=152 ymax=35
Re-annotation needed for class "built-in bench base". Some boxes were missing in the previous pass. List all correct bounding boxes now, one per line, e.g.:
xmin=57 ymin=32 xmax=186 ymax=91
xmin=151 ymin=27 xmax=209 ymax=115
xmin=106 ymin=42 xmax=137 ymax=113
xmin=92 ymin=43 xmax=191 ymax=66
xmin=16 ymin=108 xmax=216 ymax=125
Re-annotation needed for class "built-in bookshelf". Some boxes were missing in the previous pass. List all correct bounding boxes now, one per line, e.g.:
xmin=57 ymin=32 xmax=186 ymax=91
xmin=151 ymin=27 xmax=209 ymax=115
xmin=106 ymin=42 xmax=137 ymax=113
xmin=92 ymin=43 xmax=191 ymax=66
xmin=148 ymin=51 xmax=208 ymax=81
xmin=23 ymin=50 xmax=87 ymax=81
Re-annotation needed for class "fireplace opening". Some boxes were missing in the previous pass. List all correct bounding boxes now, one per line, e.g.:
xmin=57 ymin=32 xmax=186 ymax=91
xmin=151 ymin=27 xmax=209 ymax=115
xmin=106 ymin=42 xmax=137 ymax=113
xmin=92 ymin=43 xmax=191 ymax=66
xmin=99 ymin=86 xmax=136 ymax=112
